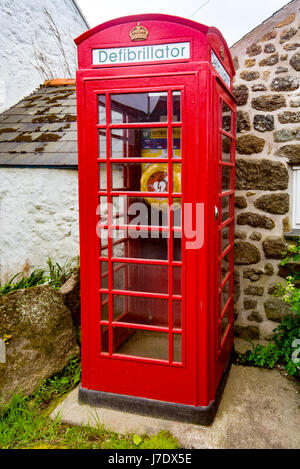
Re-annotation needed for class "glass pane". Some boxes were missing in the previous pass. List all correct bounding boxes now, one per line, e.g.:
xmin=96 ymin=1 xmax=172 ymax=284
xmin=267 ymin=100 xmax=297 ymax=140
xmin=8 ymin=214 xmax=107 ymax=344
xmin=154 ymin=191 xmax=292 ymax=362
xmin=100 ymin=261 xmax=109 ymax=290
xmin=98 ymin=95 xmax=106 ymax=124
xmin=221 ymin=195 xmax=231 ymax=223
xmin=173 ymin=234 xmax=182 ymax=261
xmin=221 ymin=305 xmax=230 ymax=338
xmin=173 ymin=128 xmax=181 ymax=158
xmin=111 ymin=229 xmax=168 ymax=260
xmin=101 ymin=325 xmax=109 ymax=353
xmin=222 ymin=101 xmax=232 ymax=133
xmin=113 ymin=263 xmax=168 ymax=294
xmin=173 ymin=300 xmax=182 ymax=329
xmin=220 ymin=250 xmax=231 ymax=284
xmin=173 ymin=164 xmax=181 ymax=193
xmin=111 ymin=128 xmax=168 ymax=159
xmin=99 ymin=164 xmax=107 ymax=191
xmin=111 ymin=196 xmax=169 ymax=226
xmin=220 ymin=225 xmax=230 ymax=253
xmin=99 ymin=130 xmax=106 ymax=159
xmin=113 ymin=329 xmax=169 ymax=360
xmin=173 ymin=334 xmax=182 ymax=363
xmin=220 ymin=166 xmax=232 ymax=193
xmin=221 ymin=277 xmax=230 ymax=314
xmin=222 ymin=135 xmax=232 ymax=162
xmin=100 ymin=293 xmax=109 ymax=321
xmin=113 ymin=295 xmax=168 ymax=327
xmin=111 ymin=92 xmax=168 ymax=124
xmin=111 ymin=162 xmax=169 ymax=194
xmin=172 ymin=91 xmax=181 ymax=122
xmin=173 ymin=266 xmax=181 ymax=295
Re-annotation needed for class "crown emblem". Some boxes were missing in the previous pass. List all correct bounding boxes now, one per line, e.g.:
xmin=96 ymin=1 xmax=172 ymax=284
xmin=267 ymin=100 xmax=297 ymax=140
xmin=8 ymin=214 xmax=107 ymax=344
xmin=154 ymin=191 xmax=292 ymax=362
xmin=129 ymin=22 xmax=149 ymax=41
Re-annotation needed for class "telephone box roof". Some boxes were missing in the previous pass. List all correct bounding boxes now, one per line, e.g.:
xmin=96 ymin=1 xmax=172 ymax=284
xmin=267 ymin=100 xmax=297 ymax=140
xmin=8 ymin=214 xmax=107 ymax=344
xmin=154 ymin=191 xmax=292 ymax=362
xmin=74 ymin=13 xmax=235 ymax=77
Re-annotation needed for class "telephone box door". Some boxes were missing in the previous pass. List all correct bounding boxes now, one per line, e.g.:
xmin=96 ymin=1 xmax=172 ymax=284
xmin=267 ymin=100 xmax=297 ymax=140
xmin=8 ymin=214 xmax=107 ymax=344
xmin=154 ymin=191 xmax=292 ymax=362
xmin=78 ymin=71 xmax=207 ymax=406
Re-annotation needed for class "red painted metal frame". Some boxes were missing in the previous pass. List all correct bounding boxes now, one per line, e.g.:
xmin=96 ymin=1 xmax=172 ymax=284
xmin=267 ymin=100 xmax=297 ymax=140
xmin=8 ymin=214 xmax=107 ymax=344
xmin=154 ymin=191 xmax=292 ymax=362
xmin=76 ymin=14 xmax=236 ymax=408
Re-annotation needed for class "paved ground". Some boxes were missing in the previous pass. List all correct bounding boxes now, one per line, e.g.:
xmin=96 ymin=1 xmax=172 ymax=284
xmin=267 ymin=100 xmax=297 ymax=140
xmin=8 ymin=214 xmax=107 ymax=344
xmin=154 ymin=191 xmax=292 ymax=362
xmin=51 ymin=344 xmax=300 ymax=449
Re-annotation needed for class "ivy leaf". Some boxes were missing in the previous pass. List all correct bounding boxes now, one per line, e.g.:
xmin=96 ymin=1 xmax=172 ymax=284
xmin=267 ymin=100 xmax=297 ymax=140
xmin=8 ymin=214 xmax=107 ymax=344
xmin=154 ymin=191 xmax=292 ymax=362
xmin=133 ymin=434 xmax=142 ymax=446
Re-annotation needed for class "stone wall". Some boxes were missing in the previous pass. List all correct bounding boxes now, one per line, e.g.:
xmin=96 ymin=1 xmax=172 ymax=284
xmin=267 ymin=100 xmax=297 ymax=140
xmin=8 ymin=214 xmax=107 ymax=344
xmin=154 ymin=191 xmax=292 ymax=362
xmin=0 ymin=0 xmax=88 ymax=113
xmin=0 ymin=168 xmax=79 ymax=282
xmin=231 ymin=0 xmax=300 ymax=340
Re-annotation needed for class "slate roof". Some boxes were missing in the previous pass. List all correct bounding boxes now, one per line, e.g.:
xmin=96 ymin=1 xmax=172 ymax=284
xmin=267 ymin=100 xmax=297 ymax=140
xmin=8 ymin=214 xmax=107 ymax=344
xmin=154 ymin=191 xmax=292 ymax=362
xmin=0 ymin=80 xmax=78 ymax=167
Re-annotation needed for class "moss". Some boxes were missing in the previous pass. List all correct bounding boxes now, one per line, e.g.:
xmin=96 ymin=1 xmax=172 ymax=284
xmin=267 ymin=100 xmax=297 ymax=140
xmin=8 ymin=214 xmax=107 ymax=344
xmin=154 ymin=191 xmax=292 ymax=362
xmin=0 ymin=128 xmax=18 ymax=134
xmin=34 ymin=133 xmax=61 ymax=142
xmin=32 ymin=114 xmax=59 ymax=123
xmin=35 ymin=146 xmax=45 ymax=153
xmin=11 ymin=133 xmax=33 ymax=142
xmin=24 ymin=103 xmax=36 ymax=109
xmin=63 ymin=114 xmax=77 ymax=122
xmin=35 ymin=108 xmax=50 ymax=116
xmin=24 ymin=96 xmax=41 ymax=102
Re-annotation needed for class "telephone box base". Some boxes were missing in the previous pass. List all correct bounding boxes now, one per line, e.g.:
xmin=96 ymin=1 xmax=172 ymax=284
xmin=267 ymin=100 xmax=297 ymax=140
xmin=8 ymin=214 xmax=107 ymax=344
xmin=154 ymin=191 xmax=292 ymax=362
xmin=78 ymin=351 xmax=233 ymax=426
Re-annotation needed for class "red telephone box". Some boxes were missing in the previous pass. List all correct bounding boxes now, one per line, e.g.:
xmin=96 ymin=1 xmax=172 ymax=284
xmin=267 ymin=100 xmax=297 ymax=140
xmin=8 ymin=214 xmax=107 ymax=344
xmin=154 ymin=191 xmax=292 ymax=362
xmin=75 ymin=14 xmax=236 ymax=425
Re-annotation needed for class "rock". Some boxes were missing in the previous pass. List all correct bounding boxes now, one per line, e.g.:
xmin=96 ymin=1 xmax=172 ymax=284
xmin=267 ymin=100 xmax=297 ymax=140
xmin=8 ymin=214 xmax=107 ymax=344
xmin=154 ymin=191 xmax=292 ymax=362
xmin=264 ymin=44 xmax=276 ymax=54
xmin=278 ymin=111 xmax=300 ymax=124
xmin=251 ymin=95 xmax=286 ymax=111
xmin=247 ymin=311 xmax=263 ymax=323
xmin=237 ymin=111 xmax=251 ymax=133
xmin=250 ymin=232 xmax=262 ymax=241
xmin=235 ymin=195 xmax=247 ymax=209
xmin=233 ymin=85 xmax=249 ymax=106
xmin=234 ymin=271 xmax=241 ymax=303
xmin=240 ymin=71 xmax=260 ymax=81
xmin=243 ymin=268 xmax=264 ymax=282
xmin=290 ymin=98 xmax=300 ymax=108
xmin=245 ymin=58 xmax=256 ymax=67
xmin=254 ymin=193 xmax=289 ymax=215
xmin=259 ymin=54 xmax=279 ymax=66
xmin=280 ymin=54 xmax=288 ymax=61
xmin=253 ymin=115 xmax=274 ymax=132
xmin=235 ymin=159 xmax=288 ymax=191
xmin=275 ymin=66 xmax=288 ymax=74
xmin=264 ymin=297 xmax=291 ymax=322
xmin=290 ymin=53 xmax=300 ymax=71
xmin=233 ymin=56 xmax=240 ymax=70
xmin=252 ymin=84 xmax=267 ymax=92
xmin=262 ymin=237 xmax=287 ymax=259
xmin=273 ymin=129 xmax=300 ymax=142
xmin=234 ymin=324 xmax=259 ymax=340
xmin=236 ymin=135 xmax=265 ymax=154
xmin=246 ymin=43 xmax=262 ymax=57
xmin=280 ymin=28 xmax=297 ymax=44
xmin=275 ymin=144 xmax=300 ymax=164
xmin=282 ymin=216 xmax=291 ymax=233
xmin=283 ymin=43 xmax=300 ymax=51
xmin=268 ymin=283 xmax=278 ymax=295
xmin=0 ymin=285 xmax=80 ymax=405
xmin=59 ymin=267 xmax=81 ymax=328
xmin=237 ymin=212 xmax=275 ymax=230
xmin=264 ymin=263 xmax=274 ymax=276
xmin=235 ymin=231 xmax=247 ymax=240
xmin=261 ymin=31 xmax=277 ymax=42
xmin=262 ymin=71 xmax=270 ymax=81
xmin=244 ymin=285 xmax=264 ymax=296
xmin=270 ymin=76 xmax=299 ymax=92
xmin=275 ymin=13 xmax=295 ymax=28
xmin=244 ymin=298 xmax=258 ymax=310
xmin=234 ymin=241 xmax=261 ymax=265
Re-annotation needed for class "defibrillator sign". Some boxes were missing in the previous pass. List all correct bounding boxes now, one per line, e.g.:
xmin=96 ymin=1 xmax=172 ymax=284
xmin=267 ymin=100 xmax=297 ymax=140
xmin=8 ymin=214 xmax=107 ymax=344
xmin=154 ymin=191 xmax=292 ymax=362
xmin=92 ymin=42 xmax=190 ymax=66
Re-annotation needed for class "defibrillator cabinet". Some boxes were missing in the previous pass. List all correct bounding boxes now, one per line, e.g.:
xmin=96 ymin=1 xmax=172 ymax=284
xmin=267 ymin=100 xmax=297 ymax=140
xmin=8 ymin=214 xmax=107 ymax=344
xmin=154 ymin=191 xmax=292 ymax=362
xmin=75 ymin=14 xmax=236 ymax=425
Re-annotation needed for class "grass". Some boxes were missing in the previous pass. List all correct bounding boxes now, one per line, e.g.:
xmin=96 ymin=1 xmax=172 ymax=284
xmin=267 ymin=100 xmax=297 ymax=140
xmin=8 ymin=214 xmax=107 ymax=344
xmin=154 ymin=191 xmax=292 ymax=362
xmin=0 ymin=358 xmax=180 ymax=450
xmin=0 ymin=256 xmax=80 ymax=297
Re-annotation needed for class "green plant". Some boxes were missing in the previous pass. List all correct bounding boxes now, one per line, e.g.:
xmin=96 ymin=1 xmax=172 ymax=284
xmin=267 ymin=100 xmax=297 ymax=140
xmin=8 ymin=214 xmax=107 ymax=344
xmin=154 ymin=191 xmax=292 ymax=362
xmin=0 ymin=269 xmax=46 ymax=297
xmin=47 ymin=256 xmax=79 ymax=289
xmin=274 ymin=240 xmax=300 ymax=314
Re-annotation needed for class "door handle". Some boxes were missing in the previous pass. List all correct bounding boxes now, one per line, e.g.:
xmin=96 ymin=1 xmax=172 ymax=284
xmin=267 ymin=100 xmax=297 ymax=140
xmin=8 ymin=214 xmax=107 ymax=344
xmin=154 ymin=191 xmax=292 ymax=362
xmin=214 ymin=205 xmax=219 ymax=220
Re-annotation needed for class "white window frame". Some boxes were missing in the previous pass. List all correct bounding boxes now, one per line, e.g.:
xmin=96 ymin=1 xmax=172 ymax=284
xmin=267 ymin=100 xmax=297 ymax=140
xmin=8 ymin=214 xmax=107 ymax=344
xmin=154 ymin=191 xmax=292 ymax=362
xmin=292 ymin=166 xmax=300 ymax=230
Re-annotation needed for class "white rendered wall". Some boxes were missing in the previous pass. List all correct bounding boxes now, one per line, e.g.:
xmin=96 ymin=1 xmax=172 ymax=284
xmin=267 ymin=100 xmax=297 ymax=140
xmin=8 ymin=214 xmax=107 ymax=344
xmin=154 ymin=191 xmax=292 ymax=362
xmin=0 ymin=0 xmax=88 ymax=113
xmin=0 ymin=168 xmax=79 ymax=281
